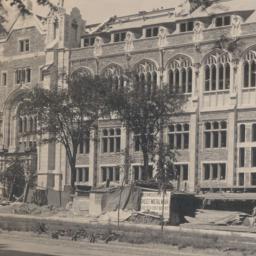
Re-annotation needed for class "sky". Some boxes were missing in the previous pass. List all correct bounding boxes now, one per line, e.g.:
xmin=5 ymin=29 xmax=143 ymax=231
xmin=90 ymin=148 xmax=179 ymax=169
xmin=50 ymin=0 xmax=183 ymax=24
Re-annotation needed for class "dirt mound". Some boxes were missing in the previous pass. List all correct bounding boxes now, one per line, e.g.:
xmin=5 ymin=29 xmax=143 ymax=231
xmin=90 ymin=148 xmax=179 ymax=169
xmin=0 ymin=202 xmax=65 ymax=216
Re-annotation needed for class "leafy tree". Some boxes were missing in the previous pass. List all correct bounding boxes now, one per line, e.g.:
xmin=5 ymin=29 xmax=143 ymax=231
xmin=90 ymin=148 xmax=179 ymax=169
xmin=6 ymin=0 xmax=58 ymax=14
xmin=153 ymin=142 xmax=177 ymax=230
xmin=108 ymin=73 xmax=186 ymax=181
xmin=20 ymin=75 xmax=109 ymax=191
xmin=0 ymin=153 xmax=37 ymax=201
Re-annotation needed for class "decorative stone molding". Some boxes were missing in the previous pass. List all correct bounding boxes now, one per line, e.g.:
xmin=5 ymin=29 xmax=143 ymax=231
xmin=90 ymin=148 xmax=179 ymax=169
xmin=124 ymin=31 xmax=135 ymax=53
xmin=174 ymin=0 xmax=192 ymax=17
xmin=93 ymin=36 xmax=103 ymax=57
xmin=158 ymin=26 xmax=168 ymax=48
xmin=231 ymin=15 xmax=242 ymax=38
xmin=193 ymin=21 xmax=204 ymax=44
xmin=101 ymin=63 xmax=124 ymax=78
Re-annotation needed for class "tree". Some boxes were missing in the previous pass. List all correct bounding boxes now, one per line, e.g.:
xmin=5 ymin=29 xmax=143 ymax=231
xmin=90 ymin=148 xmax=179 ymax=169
xmin=153 ymin=142 xmax=177 ymax=231
xmin=108 ymin=73 xmax=186 ymax=181
xmin=20 ymin=74 xmax=109 ymax=191
xmin=6 ymin=0 xmax=58 ymax=15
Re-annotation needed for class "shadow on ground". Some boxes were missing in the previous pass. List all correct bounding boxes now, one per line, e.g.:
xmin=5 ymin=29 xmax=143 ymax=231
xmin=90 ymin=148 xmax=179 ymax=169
xmin=0 ymin=250 xmax=56 ymax=256
xmin=0 ymin=245 xmax=56 ymax=256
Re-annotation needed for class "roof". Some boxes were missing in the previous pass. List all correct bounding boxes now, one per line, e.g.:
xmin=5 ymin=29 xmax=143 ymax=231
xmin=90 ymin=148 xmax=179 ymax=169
xmin=197 ymin=192 xmax=256 ymax=201
xmin=84 ymin=0 xmax=256 ymax=35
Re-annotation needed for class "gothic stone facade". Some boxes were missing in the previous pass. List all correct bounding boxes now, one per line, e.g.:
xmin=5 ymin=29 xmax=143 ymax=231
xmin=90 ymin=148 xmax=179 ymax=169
xmin=1 ymin=0 xmax=256 ymax=193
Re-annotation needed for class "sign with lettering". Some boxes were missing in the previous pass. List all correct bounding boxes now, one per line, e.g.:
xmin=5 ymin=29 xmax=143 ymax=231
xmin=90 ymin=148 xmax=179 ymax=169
xmin=140 ymin=191 xmax=171 ymax=220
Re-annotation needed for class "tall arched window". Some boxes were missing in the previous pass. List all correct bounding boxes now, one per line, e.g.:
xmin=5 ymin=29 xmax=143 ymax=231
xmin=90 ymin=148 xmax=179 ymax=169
xmin=102 ymin=63 xmax=125 ymax=91
xmin=29 ymin=117 xmax=33 ymax=132
xmin=53 ymin=18 xmax=59 ymax=40
xmin=133 ymin=59 xmax=158 ymax=93
xmin=23 ymin=117 xmax=27 ymax=133
xmin=19 ymin=117 xmax=23 ymax=134
xmin=204 ymin=51 xmax=231 ymax=91
xmin=166 ymin=55 xmax=193 ymax=94
xmin=71 ymin=67 xmax=93 ymax=83
xmin=244 ymin=62 xmax=249 ymax=88
xmin=242 ymin=49 xmax=256 ymax=88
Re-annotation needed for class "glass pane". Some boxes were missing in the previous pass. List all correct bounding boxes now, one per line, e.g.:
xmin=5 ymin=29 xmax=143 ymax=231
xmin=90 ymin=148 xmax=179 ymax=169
xmin=244 ymin=62 xmax=249 ymax=87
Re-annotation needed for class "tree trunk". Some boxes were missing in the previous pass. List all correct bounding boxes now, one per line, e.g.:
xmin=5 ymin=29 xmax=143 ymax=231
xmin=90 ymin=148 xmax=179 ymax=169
xmin=23 ymin=182 xmax=29 ymax=203
xmin=70 ymin=165 xmax=77 ymax=194
xmin=142 ymin=150 xmax=149 ymax=180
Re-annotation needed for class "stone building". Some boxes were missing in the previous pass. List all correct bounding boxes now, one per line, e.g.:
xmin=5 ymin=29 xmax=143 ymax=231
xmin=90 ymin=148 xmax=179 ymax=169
xmin=1 ymin=0 xmax=256 ymax=194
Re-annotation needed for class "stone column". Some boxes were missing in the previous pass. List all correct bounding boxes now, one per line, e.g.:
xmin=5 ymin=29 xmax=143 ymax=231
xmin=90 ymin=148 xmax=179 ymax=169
xmin=189 ymin=114 xmax=197 ymax=192
xmin=89 ymin=128 xmax=98 ymax=187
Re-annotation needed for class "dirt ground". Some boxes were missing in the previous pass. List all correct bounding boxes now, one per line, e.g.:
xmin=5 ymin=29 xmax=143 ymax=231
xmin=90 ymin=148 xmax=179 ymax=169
xmin=0 ymin=231 xmax=246 ymax=256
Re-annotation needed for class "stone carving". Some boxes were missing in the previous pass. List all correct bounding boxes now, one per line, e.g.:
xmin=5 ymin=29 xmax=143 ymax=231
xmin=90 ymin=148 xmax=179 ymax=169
xmin=231 ymin=15 xmax=242 ymax=38
xmin=174 ymin=0 xmax=191 ymax=17
xmin=93 ymin=36 xmax=103 ymax=57
xmin=124 ymin=31 xmax=134 ymax=52
xmin=158 ymin=26 xmax=168 ymax=48
xmin=193 ymin=21 xmax=204 ymax=44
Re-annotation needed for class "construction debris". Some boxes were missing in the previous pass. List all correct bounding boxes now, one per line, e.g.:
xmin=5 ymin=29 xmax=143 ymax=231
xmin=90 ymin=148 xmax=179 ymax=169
xmin=185 ymin=209 xmax=250 ymax=226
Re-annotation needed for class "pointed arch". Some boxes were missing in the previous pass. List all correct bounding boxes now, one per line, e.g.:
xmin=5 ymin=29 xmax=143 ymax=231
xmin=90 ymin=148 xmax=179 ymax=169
xmin=100 ymin=63 xmax=125 ymax=91
xmin=100 ymin=63 xmax=124 ymax=78
xmin=201 ymin=49 xmax=231 ymax=65
xmin=132 ymin=59 xmax=158 ymax=92
xmin=133 ymin=59 xmax=159 ymax=73
xmin=166 ymin=54 xmax=193 ymax=94
xmin=70 ymin=67 xmax=94 ymax=80
xmin=241 ymin=45 xmax=256 ymax=88
xmin=202 ymin=49 xmax=231 ymax=91
xmin=165 ymin=54 xmax=193 ymax=70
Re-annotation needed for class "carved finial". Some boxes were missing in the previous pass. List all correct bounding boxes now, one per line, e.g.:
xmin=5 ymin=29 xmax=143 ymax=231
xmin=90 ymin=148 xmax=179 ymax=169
xmin=58 ymin=0 xmax=64 ymax=7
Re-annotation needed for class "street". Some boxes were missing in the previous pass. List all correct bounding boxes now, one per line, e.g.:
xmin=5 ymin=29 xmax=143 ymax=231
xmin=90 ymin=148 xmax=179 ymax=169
xmin=0 ymin=231 xmax=227 ymax=256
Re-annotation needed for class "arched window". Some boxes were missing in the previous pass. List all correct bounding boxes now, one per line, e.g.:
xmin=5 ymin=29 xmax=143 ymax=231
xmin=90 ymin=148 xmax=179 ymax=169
xmin=205 ymin=66 xmax=210 ymax=91
xmin=211 ymin=65 xmax=217 ymax=91
xmin=133 ymin=60 xmax=158 ymax=93
xmin=102 ymin=63 xmax=124 ymax=91
xmin=167 ymin=55 xmax=193 ymax=94
xmin=225 ymin=63 xmax=230 ymax=89
xmin=219 ymin=64 xmax=224 ymax=90
xmin=169 ymin=70 xmax=174 ymax=92
xmin=175 ymin=69 xmax=180 ymax=92
xmin=29 ymin=117 xmax=33 ymax=132
xmin=19 ymin=117 xmax=23 ymax=133
xmin=251 ymin=61 xmax=256 ymax=87
xmin=53 ymin=18 xmax=59 ymax=40
xmin=244 ymin=62 xmax=249 ymax=88
xmin=204 ymin=51 xmax=230 ymax=91
xmin=187 ymin=67 xmax=192 ymax=93
xmin=181 ymin=68 xmax=186 ymax=93
xmin=23 ymin=117 xmax=27 ymax=133
xmin=242 ymin=49 xmax=256 ymax=88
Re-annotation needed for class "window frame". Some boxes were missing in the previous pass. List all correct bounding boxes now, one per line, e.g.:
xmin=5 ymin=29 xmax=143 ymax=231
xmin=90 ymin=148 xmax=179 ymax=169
xmin=1 ymin=71 xmax=7 ymax=86
xmin=179 ymin=21 xmax=194 ymax=33
xmin=101 ymin=128 xmax=121 ymax=154
xmin=145 ymin=26 xmax=159 ymax=38
xmin=215 ymin=15 xmax=231 ymax=27
xmin=101 ymin=166 xmax=120 ymax=183
xmin=204 ymin=121 xmax=227 ymax=149
xmin=203 ymin=163 xmax=227 ymax=181
xmin=168 ymin=123 xmax=190 ymax=150
xmin=19 ymin=39 xmax=30 ymax=53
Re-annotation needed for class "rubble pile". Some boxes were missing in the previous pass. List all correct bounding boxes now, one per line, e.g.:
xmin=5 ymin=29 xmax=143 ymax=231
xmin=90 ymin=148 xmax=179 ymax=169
xmin=0 ymin=202 xmax=65 ymax=216
xmin=184 ymin=209 xmax=251 ymax=227
xmin=126 ymin=211 xmax=162 ymax=225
